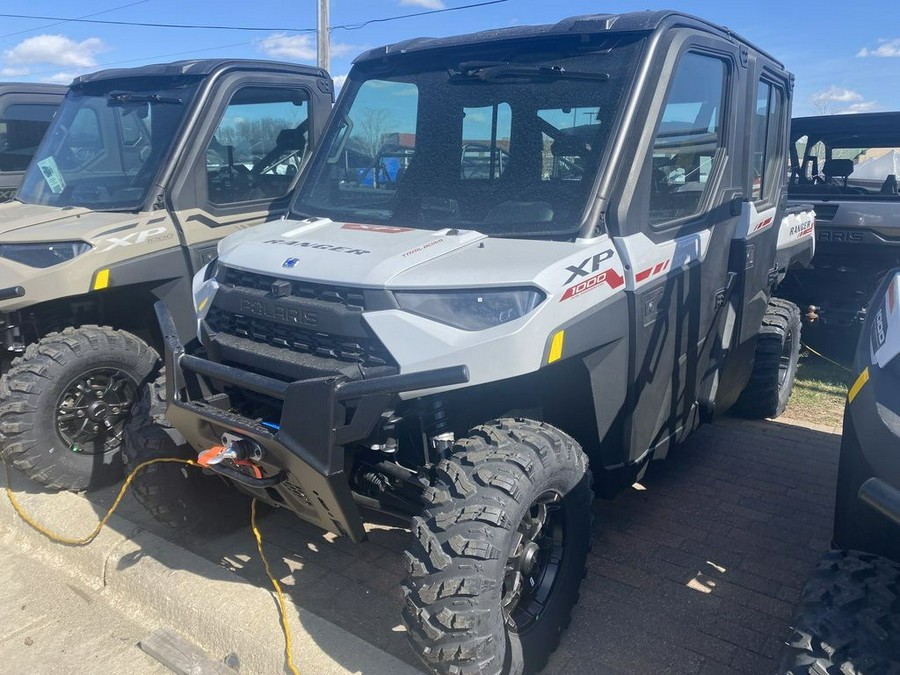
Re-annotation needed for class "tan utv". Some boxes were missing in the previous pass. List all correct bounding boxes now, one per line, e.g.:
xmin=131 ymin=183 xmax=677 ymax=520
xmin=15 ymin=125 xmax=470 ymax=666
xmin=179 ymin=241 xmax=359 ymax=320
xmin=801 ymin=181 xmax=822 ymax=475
xmin=0 ymin=59 xmax=333 ymax=490
xmin=0 ymin=83 xmax=67 ymax=201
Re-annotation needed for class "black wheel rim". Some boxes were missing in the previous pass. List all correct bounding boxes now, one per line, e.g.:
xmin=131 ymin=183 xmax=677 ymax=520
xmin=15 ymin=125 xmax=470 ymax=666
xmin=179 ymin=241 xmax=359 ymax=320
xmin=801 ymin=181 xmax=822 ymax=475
xmin=502 ymin=490 xmax=566 ymax=633
xmin=778 ymin=329 xmax=794 ymax=388
xmin=55 ymin=367 xmax=138 ymax=455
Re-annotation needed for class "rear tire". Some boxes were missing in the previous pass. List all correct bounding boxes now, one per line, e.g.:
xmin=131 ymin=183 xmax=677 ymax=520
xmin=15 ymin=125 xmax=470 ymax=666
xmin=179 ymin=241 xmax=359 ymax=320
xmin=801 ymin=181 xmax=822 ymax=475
xmin=736 ymin=298 xmax=801 ymax=419
xmin=0 ymin=326 xmax=158 ymax=491
xmin=401 ymin=418 xmax=593 ymax=675
xmin=122 ymin=373 xmax=252 ymax=533
xmin=779 ymin=549 xmax=900 ymax=674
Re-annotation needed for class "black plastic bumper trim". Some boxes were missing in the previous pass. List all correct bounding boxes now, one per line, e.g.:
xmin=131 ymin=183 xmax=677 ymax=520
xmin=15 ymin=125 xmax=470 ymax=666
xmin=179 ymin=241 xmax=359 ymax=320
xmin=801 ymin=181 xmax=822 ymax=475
xmin=859 ymin=477 xmax=900 ymax=527
xmin=0 ymin=286 xmax=25 ymax=301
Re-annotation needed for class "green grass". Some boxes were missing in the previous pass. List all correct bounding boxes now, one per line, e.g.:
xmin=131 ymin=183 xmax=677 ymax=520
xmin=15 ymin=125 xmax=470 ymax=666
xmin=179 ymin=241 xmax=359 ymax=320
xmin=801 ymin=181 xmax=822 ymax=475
xmin=782 ymin=349 xmax=852 ymax=429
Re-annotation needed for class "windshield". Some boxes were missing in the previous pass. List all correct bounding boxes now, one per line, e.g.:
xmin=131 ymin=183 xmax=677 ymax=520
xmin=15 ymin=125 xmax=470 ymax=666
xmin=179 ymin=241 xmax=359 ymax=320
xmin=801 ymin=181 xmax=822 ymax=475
xmin=17 ymin=78 xmax=200 ymax=211
xmin=293 ymin=34 xmax=644 ymax=237
xmin=791 ymin=129 xmax=900 ymax=199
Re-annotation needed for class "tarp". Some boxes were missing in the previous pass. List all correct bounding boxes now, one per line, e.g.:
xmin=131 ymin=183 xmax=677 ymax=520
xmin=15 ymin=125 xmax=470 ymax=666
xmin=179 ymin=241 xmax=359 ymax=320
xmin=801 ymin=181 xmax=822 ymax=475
xmin=853 ymin=149 xmax=900 ymax=180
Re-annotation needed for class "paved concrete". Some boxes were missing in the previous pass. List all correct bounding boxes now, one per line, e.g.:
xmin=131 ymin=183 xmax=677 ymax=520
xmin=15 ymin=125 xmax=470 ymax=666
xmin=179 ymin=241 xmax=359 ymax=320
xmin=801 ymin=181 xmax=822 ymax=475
xmin=3 ymin=415 xmax=841 ymax=674
xmin=0 ymin=543 xmax=169 ymax=674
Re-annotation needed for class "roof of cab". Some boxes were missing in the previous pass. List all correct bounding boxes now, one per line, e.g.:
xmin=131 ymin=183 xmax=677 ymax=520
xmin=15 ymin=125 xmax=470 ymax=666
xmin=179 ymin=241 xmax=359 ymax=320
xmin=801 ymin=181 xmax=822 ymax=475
xmin=0 ymin=83 xmax=67 ymax=96
xmin=353 ymin=9 xmax=784 ymax=68
xmin=792 ymin=112 xmax=900 ymax=142
xmin=72 ymin=59 xmax=329 ymax=87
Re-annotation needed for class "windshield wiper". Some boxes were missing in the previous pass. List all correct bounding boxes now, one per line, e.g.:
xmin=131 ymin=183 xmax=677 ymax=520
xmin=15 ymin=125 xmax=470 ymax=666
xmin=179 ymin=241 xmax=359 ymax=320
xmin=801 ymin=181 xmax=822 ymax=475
xmin=107 ymin=92 xmax=183 ymax=105
xmin=450 ymin=61 xmax=609 ymax=83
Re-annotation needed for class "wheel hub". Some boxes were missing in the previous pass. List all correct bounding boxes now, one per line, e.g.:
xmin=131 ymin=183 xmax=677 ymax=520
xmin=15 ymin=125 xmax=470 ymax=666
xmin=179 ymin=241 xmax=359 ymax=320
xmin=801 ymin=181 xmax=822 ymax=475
xmin=502 ymin=491 xmax=565 ymax=630
xmin=55 ymin=367 xmax=137 ymax=455
xmin=87 ymin=400 xmax=110 ymax=422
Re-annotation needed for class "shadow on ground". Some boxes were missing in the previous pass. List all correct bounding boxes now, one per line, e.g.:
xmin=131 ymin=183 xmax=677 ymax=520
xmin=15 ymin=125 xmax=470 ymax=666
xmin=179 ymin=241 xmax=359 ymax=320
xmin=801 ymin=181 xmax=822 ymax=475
xmin=6 ymin=414 xmax=840 ymax=675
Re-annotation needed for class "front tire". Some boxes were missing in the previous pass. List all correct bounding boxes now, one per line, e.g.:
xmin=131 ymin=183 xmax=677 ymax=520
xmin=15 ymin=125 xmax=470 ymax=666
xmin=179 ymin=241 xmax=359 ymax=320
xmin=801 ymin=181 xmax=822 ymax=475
xmin=401 ymin=418 xmax=593 ymax=675
xmin=735 ymin=298 xmax=802 ymax=419
xmin=779 ymin=550 xmax=900 ymax=674
xmin=122 ymin=373 xmax=252 ymax=533
xmin=0 ymin=326 xmax=158 ymax=490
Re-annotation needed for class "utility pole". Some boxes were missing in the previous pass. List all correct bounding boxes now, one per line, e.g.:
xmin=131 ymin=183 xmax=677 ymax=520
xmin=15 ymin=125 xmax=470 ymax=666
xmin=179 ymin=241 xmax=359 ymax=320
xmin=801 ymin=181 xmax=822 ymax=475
xmin=317 ymin=0 xmax=330 ymax=73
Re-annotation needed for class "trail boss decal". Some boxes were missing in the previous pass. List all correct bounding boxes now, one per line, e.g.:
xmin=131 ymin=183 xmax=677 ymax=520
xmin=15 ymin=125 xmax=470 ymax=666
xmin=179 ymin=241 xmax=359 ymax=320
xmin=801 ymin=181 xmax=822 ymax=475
xmin=263 ymin=239 xmax=370 ymax=255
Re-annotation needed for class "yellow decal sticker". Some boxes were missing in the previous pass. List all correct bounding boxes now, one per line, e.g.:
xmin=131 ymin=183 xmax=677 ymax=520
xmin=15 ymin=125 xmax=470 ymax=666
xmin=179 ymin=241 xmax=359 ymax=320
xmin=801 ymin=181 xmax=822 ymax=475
xmin=848 ymin=367 xmax=870 ymax=403
xmin=548 ymin=330 xmax=565 ymax=364
xmin=93 ymin=269 xmax=110 ymax=290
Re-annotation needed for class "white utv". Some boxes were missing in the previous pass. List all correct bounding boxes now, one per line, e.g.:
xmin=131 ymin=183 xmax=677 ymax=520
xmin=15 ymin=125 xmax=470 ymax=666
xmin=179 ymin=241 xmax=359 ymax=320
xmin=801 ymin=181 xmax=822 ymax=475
xmin=0 ymin=60 xmax=332 ymax=490
xmin=130 ymin=11 xmax=814 ymax=674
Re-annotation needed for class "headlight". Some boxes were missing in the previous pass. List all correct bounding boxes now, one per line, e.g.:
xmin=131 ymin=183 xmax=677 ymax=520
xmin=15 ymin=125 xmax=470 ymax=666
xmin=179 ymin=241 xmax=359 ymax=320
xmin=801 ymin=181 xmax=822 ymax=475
xmin=0 ymin=241 xmax=91 ymax=268
xmin=394 ymin=288 xmax=545 ymax=331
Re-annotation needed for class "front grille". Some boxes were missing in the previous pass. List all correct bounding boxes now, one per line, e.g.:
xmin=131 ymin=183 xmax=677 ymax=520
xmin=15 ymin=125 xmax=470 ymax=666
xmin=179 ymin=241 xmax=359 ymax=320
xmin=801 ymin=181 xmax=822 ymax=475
xmin=205 ymin=307 xmax=394 ymax=368
xmin=220 ymin=267 xmax=366 ymax=311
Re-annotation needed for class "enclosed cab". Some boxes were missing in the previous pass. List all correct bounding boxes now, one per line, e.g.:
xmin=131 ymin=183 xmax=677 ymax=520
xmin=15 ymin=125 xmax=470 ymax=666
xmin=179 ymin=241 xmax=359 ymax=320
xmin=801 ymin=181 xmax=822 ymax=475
xmin=0 ymin=59 xmax=332 ymax=490
xmin=133 ymin=12 xmax=810 ymax=675
xmin=785 ymin=112 xmax=900 ymax=327
xmin=0 ymin=83 xmax=66 ymax=201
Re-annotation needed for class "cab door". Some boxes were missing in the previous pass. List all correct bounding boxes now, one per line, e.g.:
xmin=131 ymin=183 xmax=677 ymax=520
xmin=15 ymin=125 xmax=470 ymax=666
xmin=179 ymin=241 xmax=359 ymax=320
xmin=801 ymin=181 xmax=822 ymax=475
xmin=612 ymin=39 xmax=745 ymax=465
xmin=168 ymin=70 xmax=332 ymax=271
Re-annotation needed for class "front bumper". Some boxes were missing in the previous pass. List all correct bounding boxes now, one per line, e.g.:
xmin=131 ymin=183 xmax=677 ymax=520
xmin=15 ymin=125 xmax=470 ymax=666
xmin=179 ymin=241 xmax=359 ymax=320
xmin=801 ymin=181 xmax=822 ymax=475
xmin=156 ymin=301 xmax=468 ymax=542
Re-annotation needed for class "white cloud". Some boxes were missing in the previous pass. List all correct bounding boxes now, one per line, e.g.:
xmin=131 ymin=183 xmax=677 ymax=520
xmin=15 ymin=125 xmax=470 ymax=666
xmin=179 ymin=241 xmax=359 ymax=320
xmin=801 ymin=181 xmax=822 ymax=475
xmin=811 ymin=86 xmax=862 ymax=104
xmin=857 ymin=38 xmax=900 ymax=57
xmin=810 ymin=87 xmax=878 ymax=115
xmin=259 ymin=34 xmax=317 ymax=61
xmin=398 ymin=0 xmax=446 ymax=8
xmin=258 ymin=33 xmax=360 ymax=62
xmin=0 ymin=66 xmax=30 ymax=77
xmin=836 ymin=101 xmax=880 ymax=114
xmin=41 ymin=72 xmax=79 ymax=84
xmin=4 ymin=34 xmax=106 ymax=69
xmin=333 ymin=74 xmax=347 ymax=90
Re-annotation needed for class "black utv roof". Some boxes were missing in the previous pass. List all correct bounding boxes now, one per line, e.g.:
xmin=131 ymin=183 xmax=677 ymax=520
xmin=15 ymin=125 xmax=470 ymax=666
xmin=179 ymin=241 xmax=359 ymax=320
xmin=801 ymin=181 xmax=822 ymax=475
xmin=72 ymin=59 xmax=328 ymax=87
xmin=0 ymin=83 xmax=67 ymax=96
xmin=354 ymin=9 xmax=784 ymax=68
xmin=792 ymin=112 xmax=900 ymax=145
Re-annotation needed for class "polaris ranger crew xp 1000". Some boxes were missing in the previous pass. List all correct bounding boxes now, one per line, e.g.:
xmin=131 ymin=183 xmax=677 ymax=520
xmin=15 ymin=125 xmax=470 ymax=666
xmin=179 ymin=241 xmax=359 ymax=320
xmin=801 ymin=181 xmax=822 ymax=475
xmin=0 ymin=59 xmax=332 ymax=490
xmin=132 ymin=12 xmax=813 ymax=674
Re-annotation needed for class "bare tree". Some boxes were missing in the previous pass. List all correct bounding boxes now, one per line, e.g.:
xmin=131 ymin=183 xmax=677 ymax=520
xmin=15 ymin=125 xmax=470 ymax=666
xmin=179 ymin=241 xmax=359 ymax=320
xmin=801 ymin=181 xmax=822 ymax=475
xmin=349 ymin=108 xmax=394 ymax=161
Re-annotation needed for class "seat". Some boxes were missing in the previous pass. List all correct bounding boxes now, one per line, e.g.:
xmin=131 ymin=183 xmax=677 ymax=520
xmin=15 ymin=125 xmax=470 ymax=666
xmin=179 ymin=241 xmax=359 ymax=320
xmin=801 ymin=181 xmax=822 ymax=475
xmin=881 ymin=174 xmax=898 ymax=195
xmin=823 ymin=158 xmax=854 ymax=188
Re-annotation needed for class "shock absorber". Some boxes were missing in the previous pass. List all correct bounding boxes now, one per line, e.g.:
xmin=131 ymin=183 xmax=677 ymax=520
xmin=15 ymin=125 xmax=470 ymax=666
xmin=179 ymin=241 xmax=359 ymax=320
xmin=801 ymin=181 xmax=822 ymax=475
xmin=419 ymin=395 xmax=455 ymax=463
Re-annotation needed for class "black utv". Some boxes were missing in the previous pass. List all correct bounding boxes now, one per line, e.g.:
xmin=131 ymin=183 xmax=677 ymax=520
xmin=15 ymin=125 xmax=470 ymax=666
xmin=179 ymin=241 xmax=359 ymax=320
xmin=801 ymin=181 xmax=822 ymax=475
xmin=781 ymin=268 xmax=900 ymax=673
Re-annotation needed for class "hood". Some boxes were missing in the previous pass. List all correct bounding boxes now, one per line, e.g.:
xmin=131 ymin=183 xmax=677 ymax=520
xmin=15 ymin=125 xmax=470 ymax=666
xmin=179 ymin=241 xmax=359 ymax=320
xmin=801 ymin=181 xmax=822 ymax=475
xmin=0 ymin=201 xmax=136 ymax=242
xmin=217 ymin=217 xmax=488 ymax=287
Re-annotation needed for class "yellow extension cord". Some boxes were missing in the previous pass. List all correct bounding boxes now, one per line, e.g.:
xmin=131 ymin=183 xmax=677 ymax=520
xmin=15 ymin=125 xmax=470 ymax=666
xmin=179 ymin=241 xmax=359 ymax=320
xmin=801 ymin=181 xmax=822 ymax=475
xmin=801 ymin=341 xmax=854 ymax=374
xmin=3 ymin=457 xmax=300 ymax=675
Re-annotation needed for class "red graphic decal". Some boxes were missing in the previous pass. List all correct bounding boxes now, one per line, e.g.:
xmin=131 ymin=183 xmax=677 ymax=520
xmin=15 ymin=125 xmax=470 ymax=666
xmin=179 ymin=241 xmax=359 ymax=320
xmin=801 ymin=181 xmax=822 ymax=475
xmin=797 ymin=224 xmax=814 ymax=238
xmin=635 ymin=259 xmax=671 ymax=283
xmin=560 ymin=268 xmax=624 ymax=301
xmin=341 ymin=223 xmax=412 ymax=234
xmin=753 ymin=216 xmax=774 ymax=232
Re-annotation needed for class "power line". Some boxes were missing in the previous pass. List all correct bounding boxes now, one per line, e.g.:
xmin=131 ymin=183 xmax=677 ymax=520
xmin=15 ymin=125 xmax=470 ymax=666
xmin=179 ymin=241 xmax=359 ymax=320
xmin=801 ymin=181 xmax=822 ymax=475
xmin=0 ymin=0 xmax=510 ymax=35
xmin=0 ymin=0 xmax=150 ymax=41
xmin=334 ymin=0 xmax=510 ymax=32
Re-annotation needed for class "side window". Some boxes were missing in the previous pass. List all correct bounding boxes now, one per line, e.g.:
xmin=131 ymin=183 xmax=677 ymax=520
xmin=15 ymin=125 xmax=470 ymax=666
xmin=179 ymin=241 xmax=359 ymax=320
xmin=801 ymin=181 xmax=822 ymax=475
xmin=206 ymin=87 xmax=309 ymax=205
xmin=751 ymin=80 xmax=783 ymax=203
xmin=461 ymin=103 xmax=511 ymax=180
xmin=0 ymin=103 xmax=57 ymax=171
xmin=538 ymin=107 xmax=603 ymax=182
xmin=648 ymin=52 xmax=727 ymax=226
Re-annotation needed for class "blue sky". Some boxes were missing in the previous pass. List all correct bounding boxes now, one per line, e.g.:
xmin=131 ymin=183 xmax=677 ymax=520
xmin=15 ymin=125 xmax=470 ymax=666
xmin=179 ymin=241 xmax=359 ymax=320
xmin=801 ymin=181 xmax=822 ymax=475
xmin=0 ymin=0 xmax=895 ymax=117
